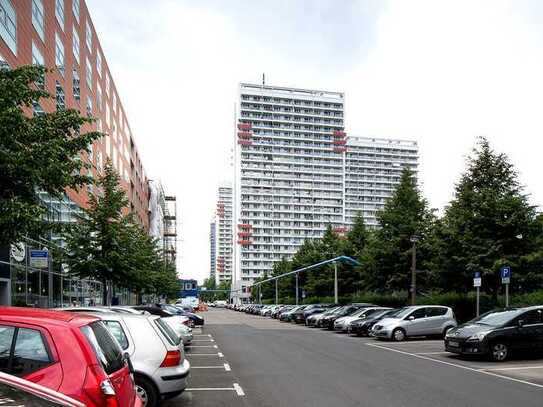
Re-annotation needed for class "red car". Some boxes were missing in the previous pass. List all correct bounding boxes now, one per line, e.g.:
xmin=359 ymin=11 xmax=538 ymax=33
xmin=0 ymin=307 xmax=141 ymax=407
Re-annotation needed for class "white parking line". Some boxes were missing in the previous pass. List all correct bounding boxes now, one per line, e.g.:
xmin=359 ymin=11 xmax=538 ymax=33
xmin=186 ymin=387 xmax=235 ymax=391
xmin=187 ymin=345 xmax=217 ymax=348
xmin=191 ymin=366 xmax=226 ymax=369
xmin=366 ymin=342 xmax=543 ymax=390
xmin=192 ymin=339 xmax=215 ymax=342
xmin=482 ymin=365 xmax=543 ymax=371
xmin=189 ymin=353 xmax=223 ymax=356
xmin=233 ymin=383 xmax=245 ymax=396
xmin=416 ymin=352 xmax=451 ymax=355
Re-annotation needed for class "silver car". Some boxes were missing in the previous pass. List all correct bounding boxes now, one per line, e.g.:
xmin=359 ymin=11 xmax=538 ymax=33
xmin=84 ymin=312 xmax=190 ymax=407
xmin=164 ymin=316 xmax=194 ymax=345
xmin=334 ymin=307 xmax=391 ymax=332
xmin=371 ymin=305 xmax=457 ymax=341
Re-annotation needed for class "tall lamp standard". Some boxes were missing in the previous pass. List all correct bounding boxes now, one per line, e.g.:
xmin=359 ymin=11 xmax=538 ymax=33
xmin=410 ymin=235 xmax=419 ymax=305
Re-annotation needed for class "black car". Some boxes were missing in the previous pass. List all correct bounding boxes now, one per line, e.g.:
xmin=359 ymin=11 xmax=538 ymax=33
xmin=319 ymin=304 xmax=376 ymax=330
xmin=445 ymin=306 xmax=543 ymax=361
xmin=348 ymin=308 xmax=396 ymax=336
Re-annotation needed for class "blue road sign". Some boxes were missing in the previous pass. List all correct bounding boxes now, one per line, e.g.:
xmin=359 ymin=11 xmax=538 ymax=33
xmin=30 ymin=250 xmax=48 ymax=268
xmin=474 ymin=272 xmax=481 ymax=279
xmin=500 ymin=266 xmax=511 ymax=284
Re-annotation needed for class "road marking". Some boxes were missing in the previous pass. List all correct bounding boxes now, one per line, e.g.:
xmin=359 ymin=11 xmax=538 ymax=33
xmin=208 ymin=334 xmax=213 ymax=337
xmin=224 ymin=363 xmax=231 ymax=371
xmin=186 ymin=387 xmax=235 ymax=391
xmin=366 ymin=342 xmax=543 ymax=390
xmin=233 ymin=383 xmax=245 ymax=396
xmin=187 ymin=345 xmax=217 ymax=348
xmin=416 ymin=352 xmax=451 ymax=355
xmin=189 ymin=353 xmax=222 ymax=356
xmin=192 ymin=339 xmax=215 ymax=342
xmin=191 ymin=365 xmax=226 ymax=369
xmin=482 ymin=365 xmax=543 ymax=371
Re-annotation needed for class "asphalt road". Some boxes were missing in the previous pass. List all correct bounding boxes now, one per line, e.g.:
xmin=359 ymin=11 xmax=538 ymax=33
xmin=168 ymin=309 xmax=543 ymax=407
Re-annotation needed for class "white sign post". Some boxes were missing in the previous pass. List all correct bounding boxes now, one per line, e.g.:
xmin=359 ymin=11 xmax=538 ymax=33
xmin=473 ymin=272 xmax=481 ymax=317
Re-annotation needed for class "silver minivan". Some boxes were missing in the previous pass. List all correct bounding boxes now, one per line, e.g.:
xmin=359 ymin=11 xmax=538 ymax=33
xmin=371 ymin=305 xmax=457 ymax=341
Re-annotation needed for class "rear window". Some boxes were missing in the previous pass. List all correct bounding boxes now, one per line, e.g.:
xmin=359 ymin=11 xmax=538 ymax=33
xmin=81 ymin=322 xmax=125 ymax=375
xmin=103 ymin=321 xmax=129 ymax=350
xmin=0 ymin=325 xmax=52 ymax=377
xmin=154 ymin=318 xmax=180 ymax=346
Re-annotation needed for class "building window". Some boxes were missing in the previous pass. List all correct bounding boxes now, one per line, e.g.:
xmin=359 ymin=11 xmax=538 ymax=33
xmin=72 ymin=25 xmax=80 ymax=64
xmin=85 ymin=57 xmax=92 ymax=89
xmin=55 ymin=33 xmax=65 ymax=75
xmin=96 ymin=82 xmax=102 ymax=111
xmin=56 ymin=81 xmax=65 ymax=110
xmin=105 ymin=73 xmax=110 ymax=95
xmin=55 ymin=0 xmax=64 ymax=30
xmin=31 ymin=0 xmax=45 ymax=42
xmin=32 ymin=42 xmax=45 ymax=89
xmin=86 ymin=95 xmax=92 ymax=117
xmin=0 ymin=49 xmax=8 ymax=68
xmin=0 ymin=0 xmax=17 ymax=54
xmin=72 ymin=68 xmax=80 ymax=102
xmin=72 ymin=0 xmax=80 ymax=23
xmin=96 ymin=150 xmax=103 ymax=173
xmin=96 ymin=52 xmax=102 ymax=77
xmin=85 ymin=20 xmax=92 ymax=51
xmin=32 ymin=101 xmax=45 ymax=116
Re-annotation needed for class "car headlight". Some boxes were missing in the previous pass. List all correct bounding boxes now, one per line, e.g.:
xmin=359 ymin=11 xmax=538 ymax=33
xmin=467 ymin=331 xmax=490 ymax=341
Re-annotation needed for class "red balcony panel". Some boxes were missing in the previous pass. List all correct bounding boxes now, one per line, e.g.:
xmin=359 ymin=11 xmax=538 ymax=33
xmin=237 ymin=131 xmax=252 ymax=139
xmin=237 ymin=239 xmax=252 ymax=246
xmin=237 ymin=231 xmax=251 ymax=237
xmin=333 ymin=146 xmax=347 ymax=153
xmin=332 ymin=139 xmax=347 ymax=145
xmin=238 ymin=223 xmax=253 ymax=229
xmin=333 ymin=130 xmax=346 ymax=138
xmin=333 ymin=227 xmax=347 ymax=234
xmin=237 ymin=123 xmax=252 ymax=131
xmin=238 ymin=140 xmax=253 ymax=146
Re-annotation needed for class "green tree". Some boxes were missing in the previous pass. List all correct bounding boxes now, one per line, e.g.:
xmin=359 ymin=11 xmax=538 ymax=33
xmin=64 ymin=162 xmax=136 ymax=304
xmin=200 ymin=278 xmax=217 ymax=302
xmin=0 ymin=65 xmax=99 ymax=245
xmin=439 ymin=138 xmax=541 ymax=297
xmin=365 ymin=168 xmax=436 ymax=294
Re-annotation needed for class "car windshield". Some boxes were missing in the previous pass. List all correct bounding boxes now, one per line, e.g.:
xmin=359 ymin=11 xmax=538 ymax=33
xmin=470 ymin=309 xmax=522 ymax=326
xmin=372 ymin=309 xmax=394 ymax=319
xmin=385 ymin=307 xmax=413 ymax=319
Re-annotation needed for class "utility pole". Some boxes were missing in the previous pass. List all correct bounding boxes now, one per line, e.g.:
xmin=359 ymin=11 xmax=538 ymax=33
xmin=295 ymin=273 xmax=299 ymax=305
xmin=334 ymin=262 xmax=338 ymax=304
xmin=410 ymin=235 xmax=419 ymax=305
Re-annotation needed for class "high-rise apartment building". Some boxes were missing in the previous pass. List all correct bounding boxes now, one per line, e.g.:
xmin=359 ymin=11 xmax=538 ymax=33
xmin=148 ymin=181 xmax=178 ymax=267
xmin=0 ymin=0 xmax=149 ymax=228
xmin=214 ymin=183 xmax=233 ymax=284
xmin=232 ymin=83 xmax=418 ymax=302
xmin=345 ymin=137 xmax=419 ymax=228
xmin=209 ymin=222 xmax=217 ymax=280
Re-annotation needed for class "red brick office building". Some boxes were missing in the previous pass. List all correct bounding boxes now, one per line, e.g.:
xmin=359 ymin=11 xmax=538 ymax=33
xmin=0 ymin=0 xmax=149 ymax=228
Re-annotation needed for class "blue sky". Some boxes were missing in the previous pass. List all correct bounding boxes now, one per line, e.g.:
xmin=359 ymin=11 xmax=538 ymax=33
xmin=87 ymin=0 xmax=543 ymax=283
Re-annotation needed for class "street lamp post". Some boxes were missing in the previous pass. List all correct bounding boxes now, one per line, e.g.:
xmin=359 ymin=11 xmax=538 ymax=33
xmin=410 ymin=235 xmax=419 ymax=305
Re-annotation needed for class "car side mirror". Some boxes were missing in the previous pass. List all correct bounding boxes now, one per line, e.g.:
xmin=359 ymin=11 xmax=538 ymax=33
xmin=517 ymin=319 xmax=525 ymax=328
xmin=124 ymin=352 xmax=135 ymax=374
xmin=407 ymin=316 xmax=415 ymax=321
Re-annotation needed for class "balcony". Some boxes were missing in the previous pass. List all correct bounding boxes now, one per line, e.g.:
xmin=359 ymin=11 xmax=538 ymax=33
xmin=238 ymin=122 xmax=252 ymax=131
xmin=238 ymin=140 xmax=253 ymax=146
xmin=332 ymin=130 xmax=346 ymax=138
xmin=332 ymin=139 xmax=347 ymax=145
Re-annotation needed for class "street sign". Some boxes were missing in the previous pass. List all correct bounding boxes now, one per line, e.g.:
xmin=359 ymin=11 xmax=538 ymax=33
xmin=500 ymin=266 xmax=511 ymax=284
xmin=30 ymin=250 xmax=48 ymax=268
xmin=473 ymin=276 xmax=481 ymax=288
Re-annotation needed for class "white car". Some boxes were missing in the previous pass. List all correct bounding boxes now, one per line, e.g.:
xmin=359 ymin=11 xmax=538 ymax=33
xmin=72 ymin=311 xmax=190 ymax=407
xmin=333 ymin=307 xmax=391 ymax=332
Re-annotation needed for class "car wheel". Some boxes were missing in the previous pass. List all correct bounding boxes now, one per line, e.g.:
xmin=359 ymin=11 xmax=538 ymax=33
xmin=490 ymin=342 xmax=509 ymax=362
xmin=442 ymin=326 xmax=454 ymax=338
xmin=392 ymin=328 xmax=406 ymax=342
xmin=135 ymin=375 xmax=159 ymax=407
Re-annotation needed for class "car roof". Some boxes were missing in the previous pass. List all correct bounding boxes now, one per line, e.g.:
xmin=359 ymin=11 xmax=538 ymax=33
xmin=0 ymin=306 xmax=99 ymax=327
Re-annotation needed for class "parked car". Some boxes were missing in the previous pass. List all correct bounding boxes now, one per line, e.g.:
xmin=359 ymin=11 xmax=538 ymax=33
xmin=319 ymin=304 xmax=375 ymax=330
xmin=88 ymin=312 xmax=191 ymax=406
xmin=292 ymin=304 xmax=322 ymax=324
xmin=301 ymin=304 xmax=336 ymax=323
xmin=371 ymin=305 xmax=457 ymax=341
xmin=348 ymin=308 xmax=399 ymax=336
xmin=445 ymin=306 xmax=543 ymax=361
xmin=156 ymin=304 xmax=205 ymax=326
xmin=306 ymin=306 xmax=341 ymax=327
xmin=0 ymin=371 xmax=88 ymax=407
xmin=0 ymin=307 xmax=140 ymax=407
xmin=272 ymin=305 xmax=292 ymax=319
xmin=280 ymin=305 xmax=307 ymax=322
xmin=334 ymin=307 xmax=391 ymax=332
xmin=131 ymin=305 xmax=198 ymax=328
xmin=214 ymin=300 xmax=228 ymax=308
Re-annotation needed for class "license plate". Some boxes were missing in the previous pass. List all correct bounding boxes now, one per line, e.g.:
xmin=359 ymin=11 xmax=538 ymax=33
xmin=448 ymin=341 xmax=459 ymax=347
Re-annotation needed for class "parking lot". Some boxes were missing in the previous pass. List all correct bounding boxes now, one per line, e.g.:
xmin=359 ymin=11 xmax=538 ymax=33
xmin=168 ymin=308 xmax=543 ymax=407
xmin=164 ymin=323 xmax=248 ymax=407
